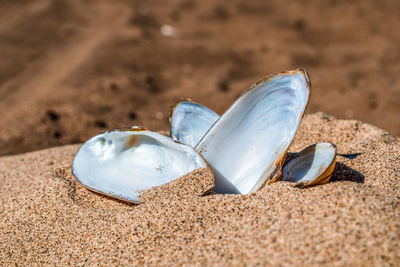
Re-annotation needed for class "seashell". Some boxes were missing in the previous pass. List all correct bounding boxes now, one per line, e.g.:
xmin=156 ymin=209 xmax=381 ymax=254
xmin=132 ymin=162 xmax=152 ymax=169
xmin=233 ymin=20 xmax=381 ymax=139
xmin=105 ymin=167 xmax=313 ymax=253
xmin=72 ymin=128 xmax=208 ymax=203
xmin=195 ymin=69 xmax=311 ymax=194
xmin=282 ymin=143 xmax=336 ymax=188
xmin=170 ymin=99 xmax=218 ymax=147
xmin=169 ymin=99 xmax=336 ymax=190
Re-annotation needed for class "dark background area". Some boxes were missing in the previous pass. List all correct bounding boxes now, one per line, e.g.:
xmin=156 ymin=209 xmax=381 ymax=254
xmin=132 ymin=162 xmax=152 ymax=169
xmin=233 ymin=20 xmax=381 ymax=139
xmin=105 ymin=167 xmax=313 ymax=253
xmin=0 ymin=0 xmax=399 ymax=156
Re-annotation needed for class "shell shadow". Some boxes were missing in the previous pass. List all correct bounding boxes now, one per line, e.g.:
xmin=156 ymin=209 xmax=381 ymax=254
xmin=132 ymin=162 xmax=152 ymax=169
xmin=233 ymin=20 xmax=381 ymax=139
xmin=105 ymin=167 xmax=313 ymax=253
xmin=330 ymin=162 xmax=364 ymax=183
xmin=338 ymin=153 xmax=362 ymax=159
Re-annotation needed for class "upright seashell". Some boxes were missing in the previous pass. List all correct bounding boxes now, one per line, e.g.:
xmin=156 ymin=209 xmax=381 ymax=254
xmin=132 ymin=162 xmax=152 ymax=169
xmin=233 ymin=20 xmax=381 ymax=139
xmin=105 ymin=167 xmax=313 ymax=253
xmin=196 ymin=69 xmax=311 ymax=194
xmin=72 ymin=128 xmax=208 ymax=203
xmin=170 ymin=99 xmax=219 ymax=147
xmin=282 ymin=143 xmax=337 ymax=188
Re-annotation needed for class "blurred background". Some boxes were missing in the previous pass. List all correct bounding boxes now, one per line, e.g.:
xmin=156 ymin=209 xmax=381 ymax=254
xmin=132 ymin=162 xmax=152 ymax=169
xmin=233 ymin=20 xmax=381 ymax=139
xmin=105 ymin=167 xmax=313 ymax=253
xmin=0 ymin=0 xmax=399 ymax=156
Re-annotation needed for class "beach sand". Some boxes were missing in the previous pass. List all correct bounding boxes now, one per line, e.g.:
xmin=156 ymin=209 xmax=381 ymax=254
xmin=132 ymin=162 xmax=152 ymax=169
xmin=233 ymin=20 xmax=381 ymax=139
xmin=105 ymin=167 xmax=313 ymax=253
xmin=1 ymin=113 xmax=399 ymax=265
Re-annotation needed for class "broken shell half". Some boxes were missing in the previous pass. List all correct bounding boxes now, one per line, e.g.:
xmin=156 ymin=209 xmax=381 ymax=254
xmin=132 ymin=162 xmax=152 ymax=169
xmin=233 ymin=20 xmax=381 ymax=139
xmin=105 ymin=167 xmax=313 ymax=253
xmin=170 ymin=99 xmax=219 ymax=147
xmin=72 ymin=129 xmax=208 ymax=203
xmin=282 ymin=143 xmax=337 ymax=188
xmin=195 ymin=69 xmax=311 ymax=194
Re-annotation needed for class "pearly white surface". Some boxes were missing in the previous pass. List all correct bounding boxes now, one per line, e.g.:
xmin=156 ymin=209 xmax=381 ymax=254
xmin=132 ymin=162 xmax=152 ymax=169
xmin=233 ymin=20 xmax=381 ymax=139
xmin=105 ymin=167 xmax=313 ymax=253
xmin=73 ymin=130 xmax=207 ymax=202
xmin=282 ymin=143 xmax=336 ymax=184
xmin=196 ymin=70 xmax=310 ymax=194
xmin=170 ymin=101 xmax=219 ymax=147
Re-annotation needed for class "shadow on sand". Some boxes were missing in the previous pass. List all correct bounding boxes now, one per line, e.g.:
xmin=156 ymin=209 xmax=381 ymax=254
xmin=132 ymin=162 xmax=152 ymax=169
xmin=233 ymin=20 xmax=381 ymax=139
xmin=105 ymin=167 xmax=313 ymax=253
xmin=330 ymin=162 xmax=364 ymax=183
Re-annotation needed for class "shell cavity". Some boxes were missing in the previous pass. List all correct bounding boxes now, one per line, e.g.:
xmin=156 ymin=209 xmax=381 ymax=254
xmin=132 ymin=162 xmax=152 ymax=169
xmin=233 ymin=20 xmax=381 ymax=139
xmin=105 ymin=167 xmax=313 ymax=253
xmin=195 ymin=69 xmax=311 ymax=194
xmin=170 ymin=100 xmax=219 ymax=147
xmin=282 ymin=142 xmax=337 ymax=188
xmin=72 ymin=129 xmax=207 ymax=203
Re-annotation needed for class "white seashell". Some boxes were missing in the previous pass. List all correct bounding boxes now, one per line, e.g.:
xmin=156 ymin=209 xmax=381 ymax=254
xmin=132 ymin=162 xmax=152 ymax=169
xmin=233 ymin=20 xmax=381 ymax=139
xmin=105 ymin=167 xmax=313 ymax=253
xmin=282 ymin=143 xmax=336 ymax=188
xmin=195 ymin=69 xmax=311 ymax=194
xmin=72 ymin=128 xmax=207 ymax=203
xmin=170 ymin=99 xmax=219 ymax=147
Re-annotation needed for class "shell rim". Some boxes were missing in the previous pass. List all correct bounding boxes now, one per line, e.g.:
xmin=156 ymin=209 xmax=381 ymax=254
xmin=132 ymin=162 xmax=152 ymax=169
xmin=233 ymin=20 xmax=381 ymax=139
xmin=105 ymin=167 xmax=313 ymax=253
xmin=168 ymin=97 xmax=193 ymax=127
xmin=257 ymin=68 xmax=312 ymax=189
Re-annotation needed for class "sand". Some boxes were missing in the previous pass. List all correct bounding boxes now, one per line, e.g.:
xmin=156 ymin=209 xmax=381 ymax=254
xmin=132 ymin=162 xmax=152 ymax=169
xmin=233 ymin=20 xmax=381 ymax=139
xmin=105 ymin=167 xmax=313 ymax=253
xmin=1 ymin=113 xmax=399 ymax=265
xmin=1 ymin=0 xmax=399 ymax=265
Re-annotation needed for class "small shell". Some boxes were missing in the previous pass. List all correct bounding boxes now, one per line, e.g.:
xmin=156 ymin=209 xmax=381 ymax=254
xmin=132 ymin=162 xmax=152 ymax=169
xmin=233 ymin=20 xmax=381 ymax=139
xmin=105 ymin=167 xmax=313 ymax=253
xmin=170 ymin=99 xmax=219 ymax=147
xmin=72 ymin=128 xmax=207 ymax=203
xmin=196 ymin=69 xmax=311 ymax=194
xmin=282 ymin=143 xmax=337 ymax=188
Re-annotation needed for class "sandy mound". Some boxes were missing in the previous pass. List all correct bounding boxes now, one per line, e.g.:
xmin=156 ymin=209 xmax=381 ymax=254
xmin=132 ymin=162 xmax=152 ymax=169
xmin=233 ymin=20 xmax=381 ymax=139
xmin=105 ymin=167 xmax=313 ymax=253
xmin=1 ymin=113 xmax=399 ymax=265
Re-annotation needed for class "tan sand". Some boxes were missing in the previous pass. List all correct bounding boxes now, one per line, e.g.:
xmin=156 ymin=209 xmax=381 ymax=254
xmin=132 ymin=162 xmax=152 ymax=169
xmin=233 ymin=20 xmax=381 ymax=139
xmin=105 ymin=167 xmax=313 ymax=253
xmin=1 ymin=113 xmax=399 ymax=265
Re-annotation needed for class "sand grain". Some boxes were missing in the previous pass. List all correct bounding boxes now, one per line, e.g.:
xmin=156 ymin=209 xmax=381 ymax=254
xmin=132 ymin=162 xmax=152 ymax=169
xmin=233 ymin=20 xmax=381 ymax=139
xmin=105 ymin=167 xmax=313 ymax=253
xmin=1 ymin=113 xmax=399 ymax=265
